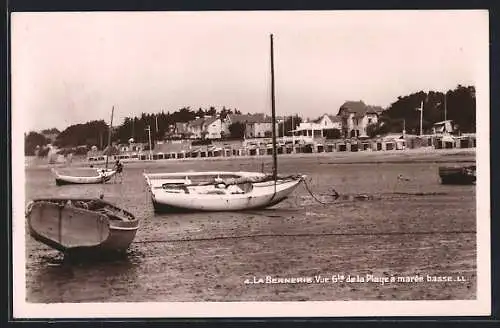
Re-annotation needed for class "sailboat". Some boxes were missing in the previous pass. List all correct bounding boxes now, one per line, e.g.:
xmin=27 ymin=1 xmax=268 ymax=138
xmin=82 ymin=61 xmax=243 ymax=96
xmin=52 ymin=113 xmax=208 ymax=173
xmin=144 ymin=34 xmax=304 ymax=212
xmin=52 ymin=107 xmax=118 ymax=185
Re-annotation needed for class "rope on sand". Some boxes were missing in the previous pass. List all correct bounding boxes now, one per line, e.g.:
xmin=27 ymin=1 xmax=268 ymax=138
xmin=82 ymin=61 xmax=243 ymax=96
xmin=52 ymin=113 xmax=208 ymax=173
xmin=133 ymin=229 xmax=477 ymax=244
xmin=302 ymin=179 xmax=339 ymax=205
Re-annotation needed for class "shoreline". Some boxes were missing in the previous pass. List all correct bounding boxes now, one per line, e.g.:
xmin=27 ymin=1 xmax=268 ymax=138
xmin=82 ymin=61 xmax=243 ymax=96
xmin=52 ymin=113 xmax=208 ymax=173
xmin=25 ymin=147 xmax=476 ymax=170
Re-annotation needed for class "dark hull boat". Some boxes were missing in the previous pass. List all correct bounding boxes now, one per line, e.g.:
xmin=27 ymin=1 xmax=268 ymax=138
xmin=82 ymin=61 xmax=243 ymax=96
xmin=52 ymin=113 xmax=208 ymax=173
xmin=438 ymin=165 xmax=476 ymax=185
xmin=26 ymin=198 xmax=139 ymax=255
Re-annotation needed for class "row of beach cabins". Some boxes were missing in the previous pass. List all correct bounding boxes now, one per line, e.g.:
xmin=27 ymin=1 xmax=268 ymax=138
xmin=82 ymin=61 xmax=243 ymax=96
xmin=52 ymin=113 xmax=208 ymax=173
xmin=86 ymin=134 xmax=476 ymax=163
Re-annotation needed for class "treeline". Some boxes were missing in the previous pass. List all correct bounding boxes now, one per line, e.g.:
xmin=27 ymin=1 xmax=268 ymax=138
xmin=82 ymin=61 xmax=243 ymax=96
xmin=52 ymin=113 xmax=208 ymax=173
xmin=368 ymin=85 xmax=475 ymax=137
xmin=114 ymin=106 xmax=242 ymax=144
xmin=25 ymin=106 xmax=245 ymax=155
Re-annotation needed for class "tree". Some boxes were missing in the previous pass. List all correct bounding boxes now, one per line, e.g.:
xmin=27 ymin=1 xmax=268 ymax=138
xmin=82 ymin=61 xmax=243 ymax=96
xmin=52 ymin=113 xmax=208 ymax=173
xmin=54 ymin=120 xmax=109 ymax=148
xmin=228 ymin=122 xmax=246 ymax=139
xmin=41 ymin=128 xmax=60 ymax=135
xmin=206 ymin=106 xmax=217 ymax=117
xmin=24 ymin=132 xmax=48 ymax=156
xmin=196 ymin=108 xmax=205 ymax=118
xmin=220 ymin=106 xmax=233 ymax=119
xmin=279 ymin=115 xmax=303 ymax=137
xmin=380 ymin=85 xmax=476 ymax=135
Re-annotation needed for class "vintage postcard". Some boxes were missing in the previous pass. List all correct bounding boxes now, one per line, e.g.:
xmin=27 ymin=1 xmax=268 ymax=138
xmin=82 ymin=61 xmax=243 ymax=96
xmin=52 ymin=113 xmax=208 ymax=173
xmin=12 ymin=10 xmax=490 ymax=318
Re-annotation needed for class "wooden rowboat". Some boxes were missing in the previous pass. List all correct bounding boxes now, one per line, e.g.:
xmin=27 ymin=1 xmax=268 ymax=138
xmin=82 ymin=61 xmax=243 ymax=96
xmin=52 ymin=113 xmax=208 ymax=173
xmin=26 ymin=198 xmax=138 ymax=254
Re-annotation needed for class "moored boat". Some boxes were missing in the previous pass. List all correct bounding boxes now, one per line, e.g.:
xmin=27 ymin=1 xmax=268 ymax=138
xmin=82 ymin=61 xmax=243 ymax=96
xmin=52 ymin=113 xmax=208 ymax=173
xmin=143 ymin=34 xmax=305 ymax=213
xmin=52 ymin=167 xmax=117 ymax=186
xmin=438 ymin=165 xmax=476 ymax=185
xmin=26 ymin=198 xmax=139 ymax=254
xmin=52 ymin=107 xmax=119 ymax=186
xmin=145 ymin=172 xmax=304 ymax=212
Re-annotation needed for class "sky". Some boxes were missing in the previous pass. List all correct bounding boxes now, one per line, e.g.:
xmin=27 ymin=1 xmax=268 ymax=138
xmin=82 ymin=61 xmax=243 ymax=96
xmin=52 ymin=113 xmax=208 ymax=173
xmin=11 ymin=10 xmax=488 ymax=132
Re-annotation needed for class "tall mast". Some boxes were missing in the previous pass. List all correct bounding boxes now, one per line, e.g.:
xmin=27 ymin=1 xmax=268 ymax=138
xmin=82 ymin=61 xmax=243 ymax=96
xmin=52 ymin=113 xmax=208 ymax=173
xmin=419 ymin=100 xmax=423 ymax=136
xmin=270 ymin=34 xmax=278 ymax=181
xmin=444 ymin=91 xmax=447 ymax=121
xmin=155 ymin=114 xmax=159 ymax=140
xmin=105 ymin=106 xmax=114 ymax=169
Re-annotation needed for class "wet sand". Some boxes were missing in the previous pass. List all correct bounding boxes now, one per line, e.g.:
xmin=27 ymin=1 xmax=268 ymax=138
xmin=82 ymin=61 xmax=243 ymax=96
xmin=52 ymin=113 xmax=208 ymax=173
xmin=24 ymin=149 xmax=476 ymax=302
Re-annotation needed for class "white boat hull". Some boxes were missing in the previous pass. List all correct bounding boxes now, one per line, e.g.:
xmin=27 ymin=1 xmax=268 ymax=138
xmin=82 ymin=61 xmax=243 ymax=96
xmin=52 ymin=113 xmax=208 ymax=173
xmin=53 ymin=168 xmax=117 ymax=185
xmin=150 ymin=177 xmax=303 ymax=212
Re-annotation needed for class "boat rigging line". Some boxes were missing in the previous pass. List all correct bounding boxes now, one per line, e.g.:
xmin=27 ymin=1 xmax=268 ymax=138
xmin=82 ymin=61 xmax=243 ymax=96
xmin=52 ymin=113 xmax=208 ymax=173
xmin=301 ymin=178 xmax=340 ymax=205
xmin=101 ymin=106 xmax=115 ymax=200
xmin=133 ymin=229 xmax=477 ymax=245
xmin=104 ymin=105 xmax=114 ymax=171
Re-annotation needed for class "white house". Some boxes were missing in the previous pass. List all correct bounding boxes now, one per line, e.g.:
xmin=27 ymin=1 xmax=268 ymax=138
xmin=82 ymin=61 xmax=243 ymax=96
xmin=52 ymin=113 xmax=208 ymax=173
xmin=337 ymin=101 xmax=383 ymax=138
xmin=205 ymin=117 xmax=225 ymax=139
xmin=118 ymin=142 xmax=145 ymax=153
xmin=186 ymin=116 xmax=225 ymax=140
xmin=292 ymin=114 xmax=342 ymax=139
xmin=227 ymin=113 xmax=274 ymax=138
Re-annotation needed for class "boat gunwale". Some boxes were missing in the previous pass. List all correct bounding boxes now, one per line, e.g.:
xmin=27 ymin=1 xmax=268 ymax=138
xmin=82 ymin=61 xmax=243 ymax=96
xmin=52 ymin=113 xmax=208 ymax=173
xmin=143 ymin=171 xmax=266 ymax=179
xmin=52 ymin=168 xmax=117 ymax=179
xmin=26 ymin=198 xmax=138 ymax=224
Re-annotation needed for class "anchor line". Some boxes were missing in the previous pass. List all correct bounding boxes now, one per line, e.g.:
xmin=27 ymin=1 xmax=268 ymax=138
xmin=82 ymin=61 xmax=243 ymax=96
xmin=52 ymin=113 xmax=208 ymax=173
xmin=301 ymin=179 xmax=338 ymax=205
xmin=132 ymin=230 xmax=477 ymax=244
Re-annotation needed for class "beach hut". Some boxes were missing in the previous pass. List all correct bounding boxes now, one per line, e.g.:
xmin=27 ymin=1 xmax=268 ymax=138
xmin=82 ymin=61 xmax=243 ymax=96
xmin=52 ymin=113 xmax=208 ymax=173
xmin=395 ymin=139 xmax=406 ymax=150
xmin=442 ymin=135 xmax=455 ymax=149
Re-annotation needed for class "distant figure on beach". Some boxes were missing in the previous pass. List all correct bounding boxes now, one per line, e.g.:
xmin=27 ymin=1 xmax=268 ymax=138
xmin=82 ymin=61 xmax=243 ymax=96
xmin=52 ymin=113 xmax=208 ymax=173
xmin=397 ymin=174 xmax=410 ymax=181
xmin=114 ymin=160 xmax=124 ymax=183
xmin=66 ymin=153 xmax=73 ymax=165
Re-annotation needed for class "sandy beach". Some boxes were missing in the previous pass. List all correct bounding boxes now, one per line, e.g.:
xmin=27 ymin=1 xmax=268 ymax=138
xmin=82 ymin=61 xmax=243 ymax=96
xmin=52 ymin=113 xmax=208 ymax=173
xmin=24 ymin=148 xmax=477 ymax=303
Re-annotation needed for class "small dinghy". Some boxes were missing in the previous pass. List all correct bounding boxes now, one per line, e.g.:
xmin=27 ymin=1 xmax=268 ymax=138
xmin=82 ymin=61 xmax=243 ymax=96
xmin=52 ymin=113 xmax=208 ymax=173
xmin=26 ymin=198 xmax=139 ymax=254
xmin=144 ymin=172 xmax=304 ymax=212
xmin=52 ymin=168 xmax=117 ymax=186
xmin=52 ymin=107 xmax=119 ymax=186
xmin=438 ymin=165 xmax=476 ymax=185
